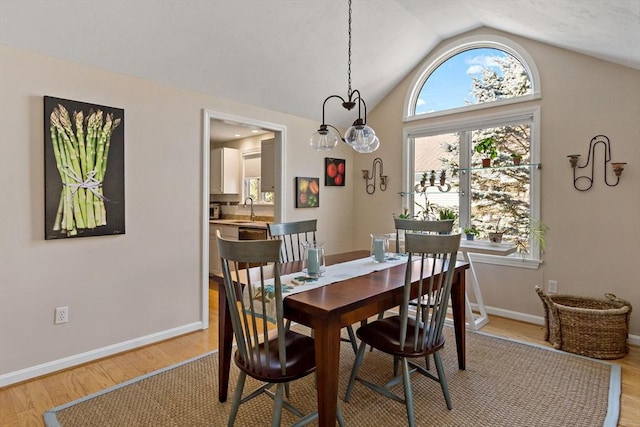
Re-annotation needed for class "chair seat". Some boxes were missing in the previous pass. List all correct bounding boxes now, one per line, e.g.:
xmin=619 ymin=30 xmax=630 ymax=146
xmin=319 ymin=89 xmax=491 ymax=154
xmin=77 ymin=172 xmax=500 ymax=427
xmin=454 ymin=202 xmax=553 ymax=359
xmin=357 ymin=316 xmax=445 ymax=358
xmin=234 ymin=330 xmax=316 ymax=382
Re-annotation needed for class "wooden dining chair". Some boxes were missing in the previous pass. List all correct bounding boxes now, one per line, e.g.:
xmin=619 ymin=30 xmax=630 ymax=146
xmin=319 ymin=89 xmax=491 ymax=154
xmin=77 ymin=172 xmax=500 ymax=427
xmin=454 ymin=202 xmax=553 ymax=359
xmin=217 ymin=231 xmax=345 ymax=427
xmin=267 ymin=219 xmax=317 ymax=263
xmin=344 ymin=232 xmax=461 ymax=427
xmin=268 ymin=219 xmax=358 ymax=353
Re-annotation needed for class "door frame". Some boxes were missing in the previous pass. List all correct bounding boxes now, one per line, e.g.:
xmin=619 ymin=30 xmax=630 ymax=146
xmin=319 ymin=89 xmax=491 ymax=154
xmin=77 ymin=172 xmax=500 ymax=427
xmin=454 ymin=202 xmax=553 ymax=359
xmin=200 ymin=109 xmax=286 ymax=328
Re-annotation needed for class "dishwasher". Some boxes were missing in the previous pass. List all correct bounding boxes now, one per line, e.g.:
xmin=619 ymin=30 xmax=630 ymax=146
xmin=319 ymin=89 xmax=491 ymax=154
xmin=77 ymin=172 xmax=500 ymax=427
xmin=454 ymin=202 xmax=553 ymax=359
xmin=238 ymin=227 xmax=268 ymax=268
xmin=238 ymin=227 xmax=267 ymax=241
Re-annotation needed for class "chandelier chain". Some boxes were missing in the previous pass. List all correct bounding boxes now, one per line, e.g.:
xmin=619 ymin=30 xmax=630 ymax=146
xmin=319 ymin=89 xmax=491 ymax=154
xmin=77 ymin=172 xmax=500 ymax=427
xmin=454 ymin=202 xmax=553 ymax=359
xmin=347 ymin=0 xmax=352 ymax=97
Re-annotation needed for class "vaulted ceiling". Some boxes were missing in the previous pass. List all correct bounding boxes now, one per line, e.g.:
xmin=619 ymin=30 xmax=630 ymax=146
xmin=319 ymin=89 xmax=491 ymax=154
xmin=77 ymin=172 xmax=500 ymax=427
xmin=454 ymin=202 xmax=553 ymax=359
xmin=1 ymin=0 xmax=638 ymax=129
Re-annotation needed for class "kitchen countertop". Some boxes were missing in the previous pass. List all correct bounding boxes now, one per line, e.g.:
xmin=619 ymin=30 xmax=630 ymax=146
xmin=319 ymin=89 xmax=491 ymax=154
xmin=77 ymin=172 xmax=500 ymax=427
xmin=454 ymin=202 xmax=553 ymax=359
xmin=209 ymin=219 xmax=270 ymax=229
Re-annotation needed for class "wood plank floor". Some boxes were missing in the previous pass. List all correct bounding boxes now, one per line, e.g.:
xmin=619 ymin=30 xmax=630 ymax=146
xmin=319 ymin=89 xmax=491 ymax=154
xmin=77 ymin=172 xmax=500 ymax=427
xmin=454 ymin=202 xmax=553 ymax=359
xmin=1 ymin=284 xmax=638 ymax=426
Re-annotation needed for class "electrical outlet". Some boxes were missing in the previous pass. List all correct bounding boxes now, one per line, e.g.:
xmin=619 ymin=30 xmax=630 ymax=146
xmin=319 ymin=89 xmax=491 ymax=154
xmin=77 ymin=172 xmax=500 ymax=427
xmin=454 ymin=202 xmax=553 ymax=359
xmin=55 ymin=306 xmax=68 ymax=324
xmin=548 ymin=280 xmax=558 ymax=294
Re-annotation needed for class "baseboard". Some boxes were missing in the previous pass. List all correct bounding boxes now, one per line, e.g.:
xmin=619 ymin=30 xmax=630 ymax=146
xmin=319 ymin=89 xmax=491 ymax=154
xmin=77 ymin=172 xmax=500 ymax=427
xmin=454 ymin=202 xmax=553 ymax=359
xmin=477 ymin=303 xmax=640 ymax=347
xmin=0 ymin=321 xmax=203 ymax=388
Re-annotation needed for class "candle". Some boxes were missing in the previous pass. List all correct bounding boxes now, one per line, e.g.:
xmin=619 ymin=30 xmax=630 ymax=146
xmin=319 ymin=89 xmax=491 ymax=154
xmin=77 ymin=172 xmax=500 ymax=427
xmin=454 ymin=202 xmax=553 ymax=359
xmin=307 ymin=247 xmax=321 ymax=276
xmin=374 ymin=238 xmax=386 ymax=263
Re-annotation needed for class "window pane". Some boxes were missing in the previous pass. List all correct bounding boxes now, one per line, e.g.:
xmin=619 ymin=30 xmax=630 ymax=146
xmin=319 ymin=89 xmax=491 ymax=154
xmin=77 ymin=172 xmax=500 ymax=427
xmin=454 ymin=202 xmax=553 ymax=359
xmin=415 ymin=48 xmax=531 ymax=115
xmin=413 ymin=134 xmax=460 ymax=222
xmin=470 ymin=124 xmax=531 ymax=250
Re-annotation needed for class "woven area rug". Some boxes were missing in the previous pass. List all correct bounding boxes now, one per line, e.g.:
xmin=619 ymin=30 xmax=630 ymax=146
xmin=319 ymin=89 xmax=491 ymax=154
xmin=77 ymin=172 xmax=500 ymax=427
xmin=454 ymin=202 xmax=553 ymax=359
xmin=44 ymin=326 xmax=620 ymax=427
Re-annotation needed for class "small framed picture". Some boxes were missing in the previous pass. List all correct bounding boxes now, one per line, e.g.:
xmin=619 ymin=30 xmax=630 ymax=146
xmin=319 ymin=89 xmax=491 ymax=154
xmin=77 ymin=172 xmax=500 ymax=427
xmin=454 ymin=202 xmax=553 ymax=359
xmin=295 ymin=177 xmax=320 ymax=208
xmin=325 ymin=158 xmax=345 ymax=186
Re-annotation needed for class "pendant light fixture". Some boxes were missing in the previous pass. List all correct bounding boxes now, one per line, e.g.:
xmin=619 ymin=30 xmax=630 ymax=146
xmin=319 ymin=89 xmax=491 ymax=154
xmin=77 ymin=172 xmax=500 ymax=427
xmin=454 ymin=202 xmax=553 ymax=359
xmin=309 ymin=0 xmax=379 ymax=153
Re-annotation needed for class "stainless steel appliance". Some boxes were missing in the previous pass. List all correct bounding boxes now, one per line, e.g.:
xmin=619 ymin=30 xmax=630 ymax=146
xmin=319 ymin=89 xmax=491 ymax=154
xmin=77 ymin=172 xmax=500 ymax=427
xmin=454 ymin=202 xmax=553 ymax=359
xmin=209 ymin=203 xmax=220 ymax=219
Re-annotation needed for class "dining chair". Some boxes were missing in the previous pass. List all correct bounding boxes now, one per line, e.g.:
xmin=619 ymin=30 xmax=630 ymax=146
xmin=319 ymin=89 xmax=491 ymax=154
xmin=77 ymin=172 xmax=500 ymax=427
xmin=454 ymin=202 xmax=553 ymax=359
xmin=380 ymin=218 xmax=455 ymax=322
xmin=267 ymin=219 xmax=317 ymax=263
xmin=344 ymin=232 xmax=461 ymax=427
xmin=217 ymin=231 xmax=345 ymax=427
xmin=268 ymin=219 xmax=358 ymax=353
xmin=392 ymin=218 xmax=455 ymax=254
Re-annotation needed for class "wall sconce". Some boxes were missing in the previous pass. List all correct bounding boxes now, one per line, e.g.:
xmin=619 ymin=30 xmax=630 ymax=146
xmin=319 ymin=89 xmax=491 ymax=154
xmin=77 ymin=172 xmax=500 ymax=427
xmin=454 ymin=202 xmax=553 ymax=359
xmin=568 ymin=134 xmax=627 ymax=191
xmin=362 ymin=157 xmax=387 ymax=194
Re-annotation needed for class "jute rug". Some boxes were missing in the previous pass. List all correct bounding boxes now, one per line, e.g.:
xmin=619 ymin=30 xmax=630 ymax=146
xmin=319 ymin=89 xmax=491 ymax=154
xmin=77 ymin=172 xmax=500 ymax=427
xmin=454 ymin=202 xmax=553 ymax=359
xmin=44 ymin=327 xmax=620 ymax=427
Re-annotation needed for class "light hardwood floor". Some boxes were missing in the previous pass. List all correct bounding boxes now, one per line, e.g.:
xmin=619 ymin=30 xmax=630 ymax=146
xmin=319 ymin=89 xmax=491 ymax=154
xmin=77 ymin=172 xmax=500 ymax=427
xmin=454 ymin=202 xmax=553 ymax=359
xmin=1 ymin=284 xmax=638 ymax=426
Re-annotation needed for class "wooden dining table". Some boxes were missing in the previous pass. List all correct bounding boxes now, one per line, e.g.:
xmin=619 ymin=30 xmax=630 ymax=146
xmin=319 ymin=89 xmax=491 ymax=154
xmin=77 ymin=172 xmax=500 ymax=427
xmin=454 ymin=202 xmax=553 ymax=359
xmin=217 ymin=250 xmax=469 ymax=427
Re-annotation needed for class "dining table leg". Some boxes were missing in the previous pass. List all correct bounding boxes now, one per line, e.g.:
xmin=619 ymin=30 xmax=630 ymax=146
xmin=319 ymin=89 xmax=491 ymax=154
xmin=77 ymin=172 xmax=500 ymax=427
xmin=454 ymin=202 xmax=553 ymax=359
xmin=313 ymin=318 xmax=342 ymax=427
xmin=218 ymin=283 xmax=233 ymax=402
xmin=450 ymin=269 xmax=466 ymax=370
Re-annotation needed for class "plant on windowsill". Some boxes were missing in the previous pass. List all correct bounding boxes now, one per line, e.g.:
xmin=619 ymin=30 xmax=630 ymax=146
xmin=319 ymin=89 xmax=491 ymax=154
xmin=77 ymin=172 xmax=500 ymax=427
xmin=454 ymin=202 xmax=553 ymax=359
xmin=463 ymin=226 xmax=480 ymax=241
xmin=475 ymin=137 xmax=498 ymax=168
xmin=487 ymin=218 xmax=504 ymax=243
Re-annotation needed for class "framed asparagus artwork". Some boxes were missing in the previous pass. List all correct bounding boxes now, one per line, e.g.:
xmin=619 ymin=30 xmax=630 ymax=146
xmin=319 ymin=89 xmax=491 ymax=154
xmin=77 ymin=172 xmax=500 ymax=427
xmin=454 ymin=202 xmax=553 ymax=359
xmin=44 ymin=96 xmax=125 ymax=239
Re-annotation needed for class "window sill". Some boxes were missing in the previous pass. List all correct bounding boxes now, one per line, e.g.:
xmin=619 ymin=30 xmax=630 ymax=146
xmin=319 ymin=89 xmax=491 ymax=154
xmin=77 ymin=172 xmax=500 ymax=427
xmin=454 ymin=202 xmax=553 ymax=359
xmin=464 ymin=252 xmax=542 ymax=269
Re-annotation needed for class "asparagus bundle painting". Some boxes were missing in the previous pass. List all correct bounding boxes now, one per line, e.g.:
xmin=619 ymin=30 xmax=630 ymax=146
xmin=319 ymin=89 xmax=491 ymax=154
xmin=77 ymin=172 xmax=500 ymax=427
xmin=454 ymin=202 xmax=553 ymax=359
xmin=49 ymin=104 xmax=122 ymax=237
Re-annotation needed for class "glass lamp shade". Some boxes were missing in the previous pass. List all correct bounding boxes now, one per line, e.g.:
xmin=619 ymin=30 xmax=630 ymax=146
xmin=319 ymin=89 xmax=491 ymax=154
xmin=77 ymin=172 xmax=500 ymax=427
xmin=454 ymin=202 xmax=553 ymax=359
xmin=354 ymin=135 xmax=379 ymax=153
xmin=344 ymin=123 xmax=378 ymax=152
xmin=309 ymin=125 xmax=340 ymax=151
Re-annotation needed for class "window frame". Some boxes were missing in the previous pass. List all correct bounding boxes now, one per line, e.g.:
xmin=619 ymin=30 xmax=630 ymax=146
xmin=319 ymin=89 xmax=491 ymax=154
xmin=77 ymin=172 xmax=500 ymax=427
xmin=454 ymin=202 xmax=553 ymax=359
xmin=403 ymin=109 xmax=542 ymax=269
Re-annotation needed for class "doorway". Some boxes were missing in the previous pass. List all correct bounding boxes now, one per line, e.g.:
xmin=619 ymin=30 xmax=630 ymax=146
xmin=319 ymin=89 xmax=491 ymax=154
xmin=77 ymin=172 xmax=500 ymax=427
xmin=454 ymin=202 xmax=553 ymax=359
xmin=200 ymin=109 xmax=286 ymax=329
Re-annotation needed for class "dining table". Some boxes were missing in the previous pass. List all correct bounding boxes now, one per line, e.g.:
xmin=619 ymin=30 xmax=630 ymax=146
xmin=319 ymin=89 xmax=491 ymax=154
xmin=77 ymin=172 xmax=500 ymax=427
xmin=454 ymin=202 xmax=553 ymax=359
xmin=217 ymin=250 xmax=469 ymax=427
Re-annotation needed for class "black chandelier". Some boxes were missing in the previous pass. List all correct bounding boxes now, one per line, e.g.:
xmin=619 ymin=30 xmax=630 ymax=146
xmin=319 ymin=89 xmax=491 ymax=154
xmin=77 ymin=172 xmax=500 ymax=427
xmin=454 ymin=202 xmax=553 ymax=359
xmin=309 ymin=0 xmax=379 ymax=153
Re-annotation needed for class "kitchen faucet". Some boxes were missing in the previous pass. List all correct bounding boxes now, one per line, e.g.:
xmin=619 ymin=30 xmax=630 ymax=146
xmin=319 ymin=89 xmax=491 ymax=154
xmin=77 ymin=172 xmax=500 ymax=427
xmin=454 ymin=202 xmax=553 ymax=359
xmin=243 ymin=197 xmax=255 ymax=221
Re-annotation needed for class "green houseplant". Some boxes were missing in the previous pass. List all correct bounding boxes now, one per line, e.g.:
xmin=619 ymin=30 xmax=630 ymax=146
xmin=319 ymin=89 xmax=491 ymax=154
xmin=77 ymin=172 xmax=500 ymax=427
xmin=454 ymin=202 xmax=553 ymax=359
xmin=475 ymin=137 xmax=498 ymax=167
xmin=438 ymin=207 xmax=456 ymax=221
xmin=463 ymin=226 xmax=480 ymax=241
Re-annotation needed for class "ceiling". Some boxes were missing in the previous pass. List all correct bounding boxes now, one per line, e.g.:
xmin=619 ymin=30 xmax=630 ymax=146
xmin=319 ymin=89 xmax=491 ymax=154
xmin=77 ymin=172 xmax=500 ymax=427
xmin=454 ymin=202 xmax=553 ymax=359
xmin=1 ymin=1 xmax=638 ymax=131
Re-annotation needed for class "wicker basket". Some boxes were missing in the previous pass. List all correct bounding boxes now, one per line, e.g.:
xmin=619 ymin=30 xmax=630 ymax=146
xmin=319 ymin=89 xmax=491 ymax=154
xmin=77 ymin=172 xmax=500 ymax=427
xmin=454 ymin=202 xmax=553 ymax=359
xmin=535 ymin=286 xmax=632 ymax=359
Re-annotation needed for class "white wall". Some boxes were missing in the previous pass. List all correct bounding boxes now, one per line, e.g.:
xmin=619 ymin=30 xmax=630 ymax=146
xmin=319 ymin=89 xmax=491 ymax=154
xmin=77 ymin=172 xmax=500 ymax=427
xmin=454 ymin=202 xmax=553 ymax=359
xmin=0 ymin=45 xmax=357 ymax=384
xmin=352 ymin=28 xmax=640 ymax=336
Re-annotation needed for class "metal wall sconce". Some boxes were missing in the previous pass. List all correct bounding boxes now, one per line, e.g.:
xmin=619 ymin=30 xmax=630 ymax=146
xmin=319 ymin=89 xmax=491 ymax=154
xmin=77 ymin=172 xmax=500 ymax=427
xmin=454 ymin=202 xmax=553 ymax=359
xmin=567 ymin=134 xmax=627 ymax=191
xmin=362 ymin=157 xmax=387 ymax=194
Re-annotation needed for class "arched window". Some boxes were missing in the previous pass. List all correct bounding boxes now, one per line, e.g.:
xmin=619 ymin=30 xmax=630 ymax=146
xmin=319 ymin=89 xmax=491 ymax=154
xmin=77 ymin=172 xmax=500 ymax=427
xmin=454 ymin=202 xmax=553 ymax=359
xmin=403 ymin=35 xmax=543 ymax=266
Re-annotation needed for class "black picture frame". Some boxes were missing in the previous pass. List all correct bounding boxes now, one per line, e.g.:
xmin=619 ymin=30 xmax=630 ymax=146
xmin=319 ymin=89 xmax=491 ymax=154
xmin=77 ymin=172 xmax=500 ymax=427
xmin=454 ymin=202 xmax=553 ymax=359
xmin=325 ymin=158 xmax=346 ymax=186
xmin=44 ymin=96 xmax=125 ymax=239
xmin=295 ymin=177 xmax=320 ymax=208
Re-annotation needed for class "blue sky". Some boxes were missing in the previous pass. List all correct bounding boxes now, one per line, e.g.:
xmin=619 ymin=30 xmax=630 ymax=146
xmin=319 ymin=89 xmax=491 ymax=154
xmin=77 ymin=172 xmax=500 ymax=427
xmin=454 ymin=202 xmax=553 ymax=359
xmin=416 ymin=48 xmax=507 ymax=114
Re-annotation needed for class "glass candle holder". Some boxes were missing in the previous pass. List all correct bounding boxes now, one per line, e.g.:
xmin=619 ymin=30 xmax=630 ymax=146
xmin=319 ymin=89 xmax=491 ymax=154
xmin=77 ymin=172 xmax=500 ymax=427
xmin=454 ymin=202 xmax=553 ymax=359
xmin=302 ymin=241 xmax=326 ymax=277
xmin=370 ymin=234 xmax=388 ymax=263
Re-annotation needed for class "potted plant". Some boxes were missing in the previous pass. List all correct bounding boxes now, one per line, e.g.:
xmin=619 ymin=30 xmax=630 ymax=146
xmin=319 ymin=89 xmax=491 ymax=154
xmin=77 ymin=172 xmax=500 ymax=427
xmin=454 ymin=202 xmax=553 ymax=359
xmin=487 ymin=218 xmax=504 ymax=243
xmin=420 ymin=172 xmax=428 ymax=187
xmin=475 ymin=137 xmax=498 ymax=167
xmin=439 ymin=169 xmax=447 ymax=186
xmin=511 ymin=153 xmax=523 ymax=166
xmin=463 ymin=226 xmax=479 ymax=241
xmin=395 ymin=207 xmax=414 ymax=220
xmin=429 ymin=170 xmax=436 ymax=186
xmin=438 ymin=207 xmax=456 ymax=221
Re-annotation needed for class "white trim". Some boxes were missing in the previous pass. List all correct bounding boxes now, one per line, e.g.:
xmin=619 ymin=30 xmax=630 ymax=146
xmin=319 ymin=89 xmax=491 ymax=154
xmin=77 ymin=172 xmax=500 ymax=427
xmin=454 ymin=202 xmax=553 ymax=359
xmin=201 ymin=109 xmax=287 ymax=332
xmin=403 ymin=33 xmax=542 ymax=121
xmin=0 ymin=322 xmax=202 ymax=387
xmin=473 ymin=303 xmax=640 ymax=346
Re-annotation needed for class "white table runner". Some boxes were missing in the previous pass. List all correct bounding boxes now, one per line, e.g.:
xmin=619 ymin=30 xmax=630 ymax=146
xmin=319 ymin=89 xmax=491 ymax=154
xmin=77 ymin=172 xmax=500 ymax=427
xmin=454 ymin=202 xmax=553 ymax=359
xmin=244 ymin=254 xmax=408 ymax=322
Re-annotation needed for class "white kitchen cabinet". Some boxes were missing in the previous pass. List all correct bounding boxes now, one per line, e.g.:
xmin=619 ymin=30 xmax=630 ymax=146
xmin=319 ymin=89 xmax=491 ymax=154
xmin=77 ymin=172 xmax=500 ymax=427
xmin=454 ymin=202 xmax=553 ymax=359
xmin=260 ymin=138 xmax=275 ymax=193
xmin=209 ymin=224 xmax=239 ymax=275
xmin=211 ymin=147 xmax=240 ymax=194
